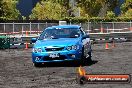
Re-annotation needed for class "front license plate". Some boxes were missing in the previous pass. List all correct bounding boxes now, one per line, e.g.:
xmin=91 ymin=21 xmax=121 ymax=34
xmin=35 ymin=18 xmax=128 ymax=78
xmin=49 ymin=53 xmax=59 ymax=58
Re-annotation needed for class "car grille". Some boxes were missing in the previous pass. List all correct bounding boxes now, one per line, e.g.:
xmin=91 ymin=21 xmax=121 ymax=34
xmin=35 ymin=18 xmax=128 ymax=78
xmin=45 ymin=47 xmax=64 ymax=51
xmin=44 ymin=55 xmax=66 ymax=61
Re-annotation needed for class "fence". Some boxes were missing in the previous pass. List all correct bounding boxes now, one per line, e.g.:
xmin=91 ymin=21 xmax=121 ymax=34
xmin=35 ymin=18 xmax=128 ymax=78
xmin=7 ymin=32 xmax=132 ymax=49
xmin=79 ymin=22 xmax=132 ymax=33
xmin=0 ymin=22 xmax=58 ymax=35
xmin=0 ymin=22 xmax=132 ymax=49
xmin=0 ymin=22 xmax=132 ymax=35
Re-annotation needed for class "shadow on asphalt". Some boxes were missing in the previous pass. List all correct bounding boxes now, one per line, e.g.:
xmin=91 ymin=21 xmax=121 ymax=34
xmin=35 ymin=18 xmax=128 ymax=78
xmin=35 ymin=60 xmax=98 ymax=67
xmin=84 ymin=60 xmax=98 ymax=66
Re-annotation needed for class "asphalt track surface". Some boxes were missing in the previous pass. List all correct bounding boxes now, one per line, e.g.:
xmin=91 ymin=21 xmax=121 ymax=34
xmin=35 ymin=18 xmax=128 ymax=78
xmin=0 ymin=42 xmax=132 ymax=88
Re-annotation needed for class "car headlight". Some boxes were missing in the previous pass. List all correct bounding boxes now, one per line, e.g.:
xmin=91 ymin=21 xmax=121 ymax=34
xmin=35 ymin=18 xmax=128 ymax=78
xmin=32 ymin=48 xmax=42 ymax=53
xmin=67 ymin=45 xmax=79 ymax=50
xmin=67 ymin=46 xmax=72 ymax=51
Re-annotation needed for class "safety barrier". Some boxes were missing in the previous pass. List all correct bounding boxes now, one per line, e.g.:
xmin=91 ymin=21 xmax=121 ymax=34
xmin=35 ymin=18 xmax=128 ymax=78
xmin=0 ymin=36 xmax=10 ymax=49
xmin=7 ymin=32 xmax=132 ymax=49
xmin=90 ymin=32 xmax=132 ymax=43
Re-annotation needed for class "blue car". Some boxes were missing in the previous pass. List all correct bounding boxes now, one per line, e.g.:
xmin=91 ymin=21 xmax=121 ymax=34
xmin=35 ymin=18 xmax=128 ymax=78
xmin=31 ymin=25 xmax=92 ymax=67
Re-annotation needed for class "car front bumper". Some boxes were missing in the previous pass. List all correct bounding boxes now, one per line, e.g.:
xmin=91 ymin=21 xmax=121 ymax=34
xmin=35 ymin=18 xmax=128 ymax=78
xmin=32 ymin=50 xmax=82 ymax=63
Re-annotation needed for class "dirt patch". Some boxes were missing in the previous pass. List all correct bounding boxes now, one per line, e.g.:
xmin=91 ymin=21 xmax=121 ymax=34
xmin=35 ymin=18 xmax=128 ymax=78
xmin=0 ymin=42 xmax=132 ymax=88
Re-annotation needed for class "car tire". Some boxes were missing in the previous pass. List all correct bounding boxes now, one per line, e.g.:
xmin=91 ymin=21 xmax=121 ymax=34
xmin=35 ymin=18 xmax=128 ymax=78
xmin=81 ymin=47 xmax=92 ymax=65
xmin=88 ymin=51 xmax=92 ymax=62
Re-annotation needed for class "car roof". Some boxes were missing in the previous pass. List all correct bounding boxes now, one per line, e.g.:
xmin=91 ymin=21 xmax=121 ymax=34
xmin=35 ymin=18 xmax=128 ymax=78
xmin=46 ymin=25 xmax=81 ymax=29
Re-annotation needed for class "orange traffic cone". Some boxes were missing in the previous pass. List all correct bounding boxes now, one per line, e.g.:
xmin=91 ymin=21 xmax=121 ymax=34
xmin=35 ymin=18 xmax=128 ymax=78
xmin=130 ymin=27 xmax=132 ymax=31
xmin=101 ymin=27 xmax=104 ymax=33
xmin=105 ymin=43 xmax=109 ymax=50
xmin=25 ymin=31 xmax=28 ymax=49
xmin=25 ymin=42 xmax=28 ymax=49
xmin=26 ymin=31 xmax=28 ymax=36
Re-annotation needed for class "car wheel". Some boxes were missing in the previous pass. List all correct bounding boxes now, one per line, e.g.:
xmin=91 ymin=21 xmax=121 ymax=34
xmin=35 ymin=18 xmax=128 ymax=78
xmin=34 ymin=63 xmax=42 ymax=67
xmin=87 ymin=51 xmax=92 ymax=62
xmin=81 ymin=47 xmax=92 ymax=65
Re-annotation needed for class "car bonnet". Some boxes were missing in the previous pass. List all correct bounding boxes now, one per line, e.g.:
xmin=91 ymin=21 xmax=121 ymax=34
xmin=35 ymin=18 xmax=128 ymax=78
xmin=34 ymin=38 xmax=80 ymax=48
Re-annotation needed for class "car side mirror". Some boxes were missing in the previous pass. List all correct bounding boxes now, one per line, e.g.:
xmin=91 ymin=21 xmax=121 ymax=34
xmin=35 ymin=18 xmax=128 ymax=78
xmin=31 ymin=38 xmax=37 ymax=43
xmin=82 ymin=35 xmax=89 ymax=39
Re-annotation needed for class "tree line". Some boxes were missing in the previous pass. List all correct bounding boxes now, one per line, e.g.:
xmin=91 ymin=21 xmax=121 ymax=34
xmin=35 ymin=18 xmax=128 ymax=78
xmin=0 ymin=0 xmax=131 ymax=20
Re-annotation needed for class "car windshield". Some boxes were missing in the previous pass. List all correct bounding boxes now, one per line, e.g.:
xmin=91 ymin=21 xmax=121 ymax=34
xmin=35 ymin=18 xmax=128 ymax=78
xmin=38 ymin=28 xmax=81 ymax=40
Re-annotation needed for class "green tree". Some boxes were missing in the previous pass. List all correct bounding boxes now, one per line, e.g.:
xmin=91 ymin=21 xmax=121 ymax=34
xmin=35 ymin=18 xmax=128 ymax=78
xmin=0 ymin=0 xmax=20 ymax=20
xmin=73 ymin=6 xmax=89 ymax=17
xmin=76 ymin=0 xmax=101 ymax=16
xmin=0 ymin=1 xmax=3 ymax=19
xmin=121 ymin=9 xmax=132 ymax=17
xmin=76 ymin=0 xmax=118 ymax=17
xmin=106 ymin=11 xmax=116 ymax=18
xmin=54 ymin=0 xmax=69 ymax=10
xmin=120 ymin=0 xmax=132 ymax=17
xmin=30 ymin=0 xmax=67 ymax=20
